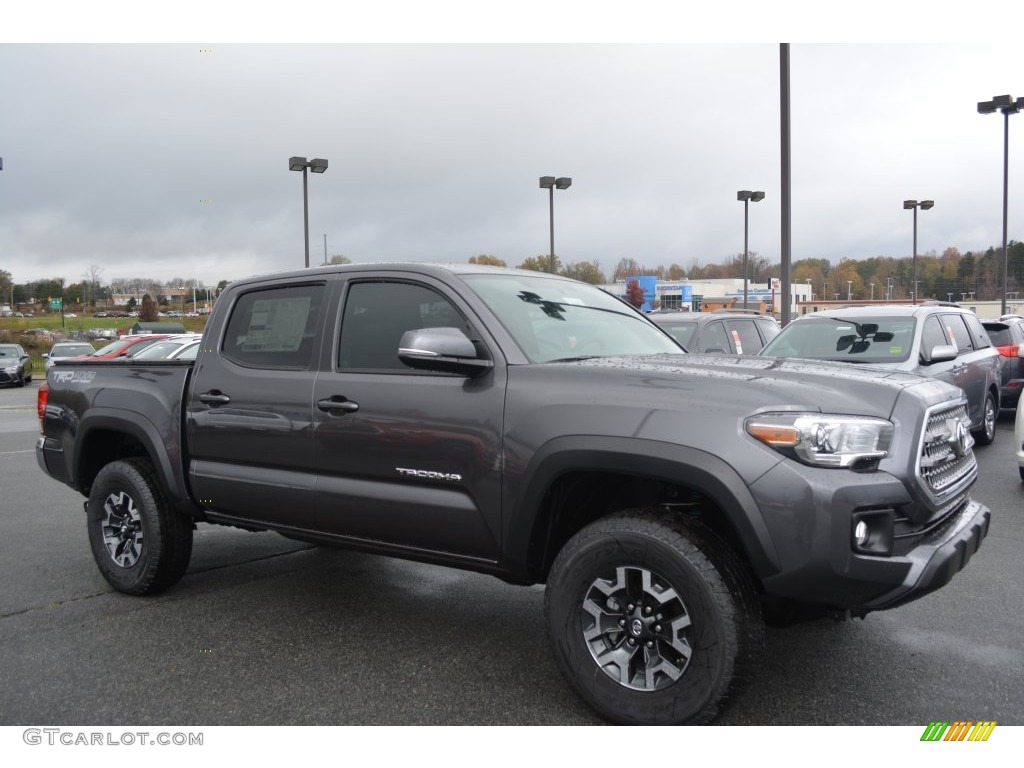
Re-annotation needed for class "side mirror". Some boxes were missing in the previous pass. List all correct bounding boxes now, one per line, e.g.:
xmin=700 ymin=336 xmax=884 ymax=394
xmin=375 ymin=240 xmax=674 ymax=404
xmin=922 ymin=343 xmax=957 ymax=364
xmin=398 ymin=327 xmax=493 ymax=377
xmin=42 ymin=353 xmax=50 ymax=359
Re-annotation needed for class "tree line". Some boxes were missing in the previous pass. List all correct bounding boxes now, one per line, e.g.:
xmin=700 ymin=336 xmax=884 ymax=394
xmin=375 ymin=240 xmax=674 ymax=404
xmin=470 ymin=240 xmax=1024 ymax=302
xmin=5 ymin=242 xmax=1022 ymax=312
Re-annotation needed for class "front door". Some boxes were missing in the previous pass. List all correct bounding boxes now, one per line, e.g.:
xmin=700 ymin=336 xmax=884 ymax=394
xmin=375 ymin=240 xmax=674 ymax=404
xmin=310 ymin=275 xmax=506 ymax=561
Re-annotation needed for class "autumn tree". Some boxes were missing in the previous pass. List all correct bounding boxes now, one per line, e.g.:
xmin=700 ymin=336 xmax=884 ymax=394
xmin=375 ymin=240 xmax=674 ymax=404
xmin=625 ymin=279 xmax=645 ymax=308
xmin=561 ymin=261 xmax=607 ymax=285
xmin=665 ymin=263 xmax=686 ymax=281
xmin=468 ymin=254 xmax=507 ymax=267
xmin=612 ymin=258 xmax=643 ymax=281
xmin=0 ymin=269 xmax=13 ymax=305
xmin=518 ymin=255 xmax=560 ymax=273
xmin=140 ymin=294 xmax=158 ymax=322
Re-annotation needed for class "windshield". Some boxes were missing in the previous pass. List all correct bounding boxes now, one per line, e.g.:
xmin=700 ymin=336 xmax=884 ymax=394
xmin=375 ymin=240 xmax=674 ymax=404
xmin=760 ymin=315 xmax=916 ymax=364
xmin=92 ymin=338 xmax=134 ymax=356
xmin=132 ymin=340 xmax=181 ymax=359
xmin=462 ymin=274 xmax=682 ymax=363
xmin=52 ymin=345 xmax=94 ymax=357
xmin=656 ymin=321 xmax=698 ymax=347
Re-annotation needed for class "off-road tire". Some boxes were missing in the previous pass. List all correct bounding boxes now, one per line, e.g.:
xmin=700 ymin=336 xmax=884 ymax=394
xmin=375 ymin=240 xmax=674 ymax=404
xmin=545 ymin=508 xmax=764 ymax=725
xmin=86 ymin=458 xmax=193 ymax=595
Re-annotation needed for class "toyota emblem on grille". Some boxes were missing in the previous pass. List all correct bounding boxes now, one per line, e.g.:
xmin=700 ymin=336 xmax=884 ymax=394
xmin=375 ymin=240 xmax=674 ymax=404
xmin=952 ymin=420 xmax=971 ymax=458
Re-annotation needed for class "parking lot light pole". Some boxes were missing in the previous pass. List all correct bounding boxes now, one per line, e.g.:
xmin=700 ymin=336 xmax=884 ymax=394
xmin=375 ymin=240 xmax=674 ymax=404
xmin=737 ymin=190 xmax=765 ymax=309
xmin=289 ymin=156 xmax=329 ymax=268
xmin=870 ymin=283 xmax=875 ymax=301
xmin=539 ymin=176 xmax=572 ymax=273
xmin=903 ymin=199 xmax=934 ymax=305
xmin=978 ymin=95 xmax=1024 ymax=315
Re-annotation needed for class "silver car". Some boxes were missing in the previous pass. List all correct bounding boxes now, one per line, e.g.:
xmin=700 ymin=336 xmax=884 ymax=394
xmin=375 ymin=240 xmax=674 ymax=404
xmin=760 ymin=303 xmax=1002 ymax=445
xmin=44 ymin=342 xmax=97 ymax=371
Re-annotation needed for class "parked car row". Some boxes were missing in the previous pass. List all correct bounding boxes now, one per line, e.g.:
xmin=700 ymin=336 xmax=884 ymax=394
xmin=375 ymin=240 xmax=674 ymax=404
xmin=2 ymin=334 xmax=205 ymax=389
xmin=650 ymin=303 xmax=1008 ymax=447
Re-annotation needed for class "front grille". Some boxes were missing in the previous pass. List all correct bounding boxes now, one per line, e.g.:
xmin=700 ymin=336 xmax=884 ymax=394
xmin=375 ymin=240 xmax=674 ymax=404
xmin=917 ymin=402 xmax=976 ymax=500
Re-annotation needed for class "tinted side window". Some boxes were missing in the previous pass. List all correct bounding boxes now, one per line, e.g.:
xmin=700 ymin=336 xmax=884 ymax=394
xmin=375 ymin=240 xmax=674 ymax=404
xmin=922 ymin=316 xmax=947 ymax=356
xmin=695 ymin=322 xmax=730 ymax=353
xmin=222 ymin=284 xmax=325 ymax=369
xmin=756 ymin=319 xmax=781 ymax=344
xmin=723 ymin=319 xmax=764 ymax=354
xmin=962 ymin=313 xmax=991 ymax=349
xmin=940 ymin=314 xmax=973 ymax=354
xmin=338 ymin=281 xmax=469 ymax=371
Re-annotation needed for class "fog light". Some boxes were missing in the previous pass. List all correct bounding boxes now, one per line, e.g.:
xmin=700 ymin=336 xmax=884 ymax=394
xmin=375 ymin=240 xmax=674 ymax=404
xmin=854 ymin=521 xmax=870 ymax=546
xmin=851 ymin=510 xmax=895 ymax=556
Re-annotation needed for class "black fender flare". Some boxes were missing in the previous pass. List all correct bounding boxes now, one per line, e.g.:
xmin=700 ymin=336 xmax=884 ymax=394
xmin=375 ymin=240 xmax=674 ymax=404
xmin=505 ymin=435 xmax=782 ymax=581
xmin=72 ymin=408 xmax=197 ymax=515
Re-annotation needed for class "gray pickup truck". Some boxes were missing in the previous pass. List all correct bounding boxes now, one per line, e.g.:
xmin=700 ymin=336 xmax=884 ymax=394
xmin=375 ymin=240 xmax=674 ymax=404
xmin=37 ymin=263 xmax=991 ymax=725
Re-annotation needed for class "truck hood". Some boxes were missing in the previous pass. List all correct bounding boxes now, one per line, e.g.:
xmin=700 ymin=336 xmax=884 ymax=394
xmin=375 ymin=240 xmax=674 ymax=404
xmin=545 ymin=353 xmax=961 ymax=420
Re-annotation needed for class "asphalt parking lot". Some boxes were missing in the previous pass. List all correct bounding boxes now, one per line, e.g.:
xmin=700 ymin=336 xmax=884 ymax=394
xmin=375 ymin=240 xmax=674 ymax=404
xmin=1 ymin=380 xmax=1022 ymax=726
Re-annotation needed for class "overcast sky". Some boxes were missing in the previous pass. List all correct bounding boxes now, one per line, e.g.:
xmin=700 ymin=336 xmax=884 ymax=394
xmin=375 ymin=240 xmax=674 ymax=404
xmin=2 ymin=8 xmax=1022 ymax=288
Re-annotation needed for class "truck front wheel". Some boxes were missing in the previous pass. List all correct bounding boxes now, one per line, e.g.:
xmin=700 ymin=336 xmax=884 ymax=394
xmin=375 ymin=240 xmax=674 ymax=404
xmin=86 ymin=458 xmax=193 ymax=595
xmin=545 ymin=509 xmax=763 ymax=725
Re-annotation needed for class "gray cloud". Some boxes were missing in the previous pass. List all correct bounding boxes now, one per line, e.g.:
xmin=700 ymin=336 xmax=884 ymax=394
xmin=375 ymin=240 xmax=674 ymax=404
xmin=1 ymin=43 xmax=1019 ymax=287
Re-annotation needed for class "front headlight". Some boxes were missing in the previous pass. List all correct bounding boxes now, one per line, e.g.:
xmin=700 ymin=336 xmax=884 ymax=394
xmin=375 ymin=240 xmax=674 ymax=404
xmin=3 ymin=365 xmax=18 ymax=373
xmin=745 ymin=413 xmax=893 ymax=468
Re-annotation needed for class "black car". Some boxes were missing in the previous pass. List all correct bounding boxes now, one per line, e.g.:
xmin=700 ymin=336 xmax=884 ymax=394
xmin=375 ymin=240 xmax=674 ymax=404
xmin=0 ymin=343 xmax=33 ymax=387
xmin=982 ymin=315 xmax=1024 ymax=409
xmin=650 ymin=309 xmax=780 ymax=354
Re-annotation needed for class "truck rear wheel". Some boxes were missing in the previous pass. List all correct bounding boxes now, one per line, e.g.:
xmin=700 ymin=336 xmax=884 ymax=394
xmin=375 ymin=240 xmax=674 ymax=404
xmin=86 ymin=458 xmax=193 ymax=595
xmin=545 ymin=509 xmax=763 ymax=725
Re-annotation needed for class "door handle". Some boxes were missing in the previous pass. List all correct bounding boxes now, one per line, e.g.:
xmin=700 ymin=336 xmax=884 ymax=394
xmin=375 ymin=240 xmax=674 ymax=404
xmin=317 ymin=397 xmax=359 ymax=414
xmin=199 ymin=391 xmax=231 ymax=405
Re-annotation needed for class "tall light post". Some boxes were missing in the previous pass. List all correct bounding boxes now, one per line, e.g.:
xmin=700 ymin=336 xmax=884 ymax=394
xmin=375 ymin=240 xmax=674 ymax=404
xmin=539 ymin=176 xmax=572 ymax=273
xmin=886 ymin=277 xmax=894 ymax=302
xmin=978 ymin=95 xmax=1024 ymax=315
xmin=870 ymin=283 xmax=875 ymax=301
xmin=903 ymin=199 xmax=934 ymax=305
xmin=289 ymin=156 xmax=329 ymax=268
xmin=737 ymin=190 xmax=765 ymax=309
xmin=847 ymin=280 xmax=853 ymax=301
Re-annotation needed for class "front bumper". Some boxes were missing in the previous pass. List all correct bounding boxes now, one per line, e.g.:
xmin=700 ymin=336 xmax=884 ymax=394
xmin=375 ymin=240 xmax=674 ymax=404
xmin=858 ymin=498 xmax=989 ymax=612
xmin=751 ymin=459 xmax=990 ymax=615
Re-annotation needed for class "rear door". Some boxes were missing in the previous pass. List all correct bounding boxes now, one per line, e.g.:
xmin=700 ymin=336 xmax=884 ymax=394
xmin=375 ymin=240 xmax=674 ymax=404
xmin=187 ymin=280 xmax=327 ymax=527
xmin=309 ymin=273 xmax=506 ymax=560
xmin=924 ymin=313 xmax=987 ymax=425
xmin=722 ymin=318 xmax=768 ymax=355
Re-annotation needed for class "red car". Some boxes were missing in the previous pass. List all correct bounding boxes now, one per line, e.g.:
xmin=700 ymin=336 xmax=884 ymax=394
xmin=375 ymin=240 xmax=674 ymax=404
xmin=83 ymin=335 xmax=171 ymax=360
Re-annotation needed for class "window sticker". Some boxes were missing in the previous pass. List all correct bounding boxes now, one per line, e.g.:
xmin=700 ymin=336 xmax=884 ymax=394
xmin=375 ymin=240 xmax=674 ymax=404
xmin=239 ymin=297 xmax=310 ymax=352
xmin=731 ymin=329 xmax=743 ymax=355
